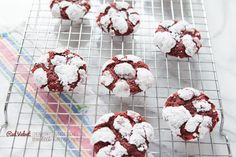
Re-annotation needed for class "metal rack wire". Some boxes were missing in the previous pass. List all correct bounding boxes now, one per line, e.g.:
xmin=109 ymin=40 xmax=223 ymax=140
xmin=0 ymin=0 xmax=232 ymax=156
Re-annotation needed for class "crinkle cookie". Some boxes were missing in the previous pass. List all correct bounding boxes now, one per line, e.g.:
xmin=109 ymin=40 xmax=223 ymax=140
xmin=50 ymin=0 xmax=90 ymax=22
xmin=31 ymin=49 xmax=87 ymax=92
xmin=96 ymin=2 xmax=140 ymax=36
xmin=91 ymin=110 xmax=154 ymax=157
xmin=162 ymin=87 xmax=219 ymax=141
xmin=154 ymin=20 xmax=202 ymax=58
xmin=100 ymin=54 xmax=155 ymax=97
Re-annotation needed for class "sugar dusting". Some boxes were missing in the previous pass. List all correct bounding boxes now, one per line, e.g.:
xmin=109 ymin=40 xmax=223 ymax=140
xmin=33 ymin=68 xmax=48 ymax=86
xmin=100 ymin=70 xmax=114 ymax=86
xmin=113 ymin=79 xmax=131 ymax=97
xmin=97 ymin=2 xmax=140 ymax=36
xmin=51 ymin=0 xmax=89 ymax=22
xmin=113 ymin=115 xmax=132 ymax=140
xmin=114 ymin=63 xmax=136 ymax=79
xmin=135 ymin=68 xmax=155 ymax=91
xmin=185 ymin=114 xmax=203 ymax=132
xmin=162 ymin=106 xmax=192 ymax=135
xmin=163 ymin=87 xmax=217 ymax=140
xmin=95 ymin=113 xmax=115 ymax=126
xmin=91 ymin=127 xmax=116 ymax=145
xmin=127 ymin=110 xmax=141 ymax=122
xmin=54 ymin=64 xmax=78 ymax=86
xmin=154 ymin=31 xmax=176 ymax=53
xmin=93 ymin=111 xmax=154 ymax=155
xmin=96 ymin=141 xmax=128 ymax=157
xmin=129 ymin=122 xmax=154 ymax=151
xmin=32 ymin=50 xmax=87 ymax=92
xmin=154 ymin=20 xmax=201 ymax=56
xmin=198 ymin=116 xmax=212 ymax=138
xmin=193 ymin=100 xmax=212 ymax=112
xmin=177 ymin=88 xmax=195 ymax=101
xmin=182 ymin=34 xmax=199 ymax=56
xmin=122 ymin=55 xmax=142 ymax=63
xmin=101 ymin=55 xmax=154 ymax=97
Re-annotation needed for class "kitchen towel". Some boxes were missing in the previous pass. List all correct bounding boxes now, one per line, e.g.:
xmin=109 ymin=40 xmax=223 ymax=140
xmin=0 ymin=32 xmax=95 ymax=157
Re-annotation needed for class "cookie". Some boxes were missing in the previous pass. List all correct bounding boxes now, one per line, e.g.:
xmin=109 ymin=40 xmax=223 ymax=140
xmin=96 ymin=2 xmax=140 ymax=36
xmin=91 ymin=110 xmax=154 ymax=157
xmin=50 ymin=0 xmax=90 ymax=22
xmin=162 ymin=87 xmax=219 ymax=141
xmin=31 ymin=49 xmax=87 ymax=92
xmin=100 ymin=55 xmax=155 ymax=97
xmin=154 ymin=20 xmax=202 ymax=58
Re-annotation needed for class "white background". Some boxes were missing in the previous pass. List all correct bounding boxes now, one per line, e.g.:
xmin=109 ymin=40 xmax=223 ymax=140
xmin=0 ymin=0 xmax=235 ymax=156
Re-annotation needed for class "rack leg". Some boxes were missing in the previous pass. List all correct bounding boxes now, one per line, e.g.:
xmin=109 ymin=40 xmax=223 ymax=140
xmin=0 ymin=102 xmax=8 ymax=133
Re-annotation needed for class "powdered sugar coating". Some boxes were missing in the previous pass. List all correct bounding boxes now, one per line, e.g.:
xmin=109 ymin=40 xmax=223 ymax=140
xmin=97 ymin=2 xmax=140 ymax=36
xmin=113 ymin=115 xmax=133 ymax=140
xmin=100 ymin=70 xmax=114 ymax=86
xmin=177 ymin=88 xmax=195 ymax=101
xmin=162 ymin=106 xmax=192 ymax=135
xmin=162 ymin=87 xmax=219 ymax=140
xmin=129 ymin=122 xmax=154 ymax=151
xmin=95 ymin=113 xmax=114 ymax=126
xmin=115 ymin=1 xmax=129 ymax=9
xmin=100 ymin=54 xmax=155 ymax=97
xmin=154 ymin=20 xmax=202 ymax=58
xmin=31 ymin=49 xmax=87 ymax=92
xmin=193 ymin=100 xmax=212 ymax=112
xmin=51 ymin=55 xmax=67 ymax=66
xmin=198 ymin=116 xmax=212 ymax=138
xmin=101 ymin=60 xmax=115 ymax=71
xmin=111 ymin=14 xmax=129 ymax=34
xmin=185 ymin=114 xmax=203 ymax=133
xmin=114 ymin=63 xmax=136 ymax=79
xmin=113 ymin=80 xmax=131 ymax=97
xmin=153 ymin=32 xmax=176 ymax=53
xmin=50 ymin=0 xmax=90 ymax=23
xmin=125 ymin=54 xmax=142 ymax=63
xmin=92 ymin=111 xmax=154 ymax=157
xmin=69 ymin=56 xmax=87 ymax=67
xmin=184 ymin=87 xmax=201 ymax=96
xmin=127 ymin=110 xmax=141 ymax=122
xmin=96 ymin=142 xmax=128 ymax=157
xmin=91 ymin=127 xmax=116 ymax=144
xmin=33 ymin=68 xmax=48 ymax=86
xmin=177 ymin=87 xmax=201 ymax=101
xmin=54 ymin=64 xmax=78 ymax=86
xmin=182 ymin=34 xmax=199 ymax=56
xmin=135 ymin=68 xmax=155 ymax=91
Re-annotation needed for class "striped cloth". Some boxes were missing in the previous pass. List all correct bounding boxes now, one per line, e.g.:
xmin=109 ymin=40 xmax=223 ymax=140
xmin=0 ymin=33 xmax=93 ymax=157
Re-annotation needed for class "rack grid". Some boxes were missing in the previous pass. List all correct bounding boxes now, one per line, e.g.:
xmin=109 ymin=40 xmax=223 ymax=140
xmin=0 ymin=0 xmax=232 ymax=157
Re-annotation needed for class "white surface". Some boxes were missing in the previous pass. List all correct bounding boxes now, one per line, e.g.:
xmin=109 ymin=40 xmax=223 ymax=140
xmin=0 ymin=0 xmax=235 ymax=156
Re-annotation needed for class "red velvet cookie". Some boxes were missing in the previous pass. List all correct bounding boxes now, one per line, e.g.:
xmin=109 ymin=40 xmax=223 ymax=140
xmin=100 ymin=55 xmax=155 ymax=97
xmin=154 ymin=20 xmax=202 ymax=58
xmin=31 ymin=49 xmax=87 ymax=92
xmin=50 ymin=0 xmax=90 ymax=22
xmin=96 ymin=2 xmax=140 ymax=36
xmin=91 ymin=110 xmax=154 ymax=157
xmin=162 ymin=87 xmax=219 ymax=141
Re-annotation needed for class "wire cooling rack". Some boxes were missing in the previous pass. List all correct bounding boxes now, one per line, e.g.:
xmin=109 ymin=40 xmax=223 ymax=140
xmin=0 ymin=0 xmax=232 ymax=157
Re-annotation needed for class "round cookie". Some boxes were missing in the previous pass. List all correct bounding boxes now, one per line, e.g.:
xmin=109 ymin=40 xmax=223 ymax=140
xmin=154 ymin=20 xmax=202 ymax=58
xmin=162 ymin=87 xmax=219 ymax=141
xmin=96 ymin=2 xmax=140 ymax=36
xmin=100 ymin=54 xmax=155 ymax=97
xmin=50 ymin=0 xmax=91 ymax=22
xmin=91 ymin=110 xmax=154 ymax=157
xmin=31 ymin=49 xmax=87 ymax=92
